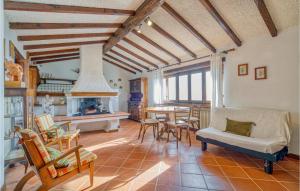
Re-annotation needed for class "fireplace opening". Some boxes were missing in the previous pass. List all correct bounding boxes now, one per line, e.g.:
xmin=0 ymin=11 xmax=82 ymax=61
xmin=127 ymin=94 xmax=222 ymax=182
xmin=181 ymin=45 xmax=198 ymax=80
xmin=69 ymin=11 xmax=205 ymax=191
xmin=74 ymin=98 xmax=111 ymax=116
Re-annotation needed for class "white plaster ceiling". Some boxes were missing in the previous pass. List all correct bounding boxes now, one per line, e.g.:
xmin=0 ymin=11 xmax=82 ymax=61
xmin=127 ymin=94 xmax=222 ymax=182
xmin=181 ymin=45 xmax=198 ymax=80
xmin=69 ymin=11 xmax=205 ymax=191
xmin=5 ymin=0 xmax=299 ymax=72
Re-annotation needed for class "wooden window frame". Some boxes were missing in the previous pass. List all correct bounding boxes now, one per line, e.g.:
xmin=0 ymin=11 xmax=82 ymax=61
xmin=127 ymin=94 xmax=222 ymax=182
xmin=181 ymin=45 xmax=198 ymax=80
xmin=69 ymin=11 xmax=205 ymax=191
xmin=163 ymin=67 xmax=211 ymax=104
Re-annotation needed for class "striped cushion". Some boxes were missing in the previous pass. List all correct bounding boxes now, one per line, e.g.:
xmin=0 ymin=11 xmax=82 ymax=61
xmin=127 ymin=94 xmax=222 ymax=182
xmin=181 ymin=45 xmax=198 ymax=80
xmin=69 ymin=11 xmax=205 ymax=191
xmin=35 ymin=114 xmax=56 ymax=142
xmin=21 ymin=129 xmax=58 ymax=178
xmin=56 ymin=148 xmax=97 ymax=177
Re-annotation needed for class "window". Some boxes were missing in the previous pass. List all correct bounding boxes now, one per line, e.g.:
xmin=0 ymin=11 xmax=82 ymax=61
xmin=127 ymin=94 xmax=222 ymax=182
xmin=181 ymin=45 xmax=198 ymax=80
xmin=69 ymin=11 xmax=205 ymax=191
xmin=179 ymin=75 xmax=188 ymax=100
xmin=163 ymin=67 xmax=211 ymax=103
xmin=168 ymin=76 xmax=176 ymax=100
xmin=191 ymin=73 xmax=202 ymax=101
xmin=206 ymin=71 xmax=212 ymax=101
xmin=162 ymin=78 xmax=167 ymax=101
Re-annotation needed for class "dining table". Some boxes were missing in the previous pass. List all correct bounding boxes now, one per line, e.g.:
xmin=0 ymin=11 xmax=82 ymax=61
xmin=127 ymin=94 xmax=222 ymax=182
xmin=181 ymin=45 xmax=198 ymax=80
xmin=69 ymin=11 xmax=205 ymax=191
xmin=145 ymin=106 xmax=190 ymax=140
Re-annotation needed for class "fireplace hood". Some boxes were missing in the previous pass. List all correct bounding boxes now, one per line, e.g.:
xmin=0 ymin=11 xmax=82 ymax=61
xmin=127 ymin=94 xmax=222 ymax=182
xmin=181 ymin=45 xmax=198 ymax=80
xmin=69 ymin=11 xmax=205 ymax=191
xmin=71 ymin=44 xmax=118 ymax=97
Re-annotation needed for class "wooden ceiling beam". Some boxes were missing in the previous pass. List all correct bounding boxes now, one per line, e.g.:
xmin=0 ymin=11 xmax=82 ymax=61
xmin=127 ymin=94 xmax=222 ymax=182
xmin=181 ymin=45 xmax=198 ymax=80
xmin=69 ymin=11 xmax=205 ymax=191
xmin=103 ymin=58 xmax=136 ymax=74
xmin=18 ymin=33 xmax=113 ymax=41
xmin=116 ymin=44 xmax=159 ymax=69
xmin=10 ymin=22 xmax=121 ymax=29
xmin=103 ymin=0 xmax=164 ymax=53
xmin=28 ymin=48 xmax=79 ymax=57
xmin=151 ymin=22 xmax=196 ymax=58
xmin=24 ymin=40 xmax=107 ymax=50
xmin=105 ymin=54 xmax=143 ymax=73
xmin=161 ymin=2 xmax=216 ymax=53
xmin=35 ymin=56 xmax=80 ymax=64
xmin=110 ymin=50 xmax=150 ymax=70
xmin=132 ymin=30 xmax=180 ymax=62
xmin=5 ymin=1 xmax=135 ymax=16
xmin=123 ymin=37 xmax=169 ymax=65
xmin=199 ymin=0 xmax=241 ymax=46
xmin=254 ymin=0 xmax=277 ymax=37
xmin=31 ymin=53 xmax=80 ymax=61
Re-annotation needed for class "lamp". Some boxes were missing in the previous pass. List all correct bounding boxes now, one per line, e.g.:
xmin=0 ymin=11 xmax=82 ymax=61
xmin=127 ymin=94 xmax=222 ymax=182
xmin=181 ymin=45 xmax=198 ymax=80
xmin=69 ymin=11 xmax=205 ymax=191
xmin=145 ymin=17 xmax=153 ymax=26
xmin=137 ymin=24 xmax=142 ymax=33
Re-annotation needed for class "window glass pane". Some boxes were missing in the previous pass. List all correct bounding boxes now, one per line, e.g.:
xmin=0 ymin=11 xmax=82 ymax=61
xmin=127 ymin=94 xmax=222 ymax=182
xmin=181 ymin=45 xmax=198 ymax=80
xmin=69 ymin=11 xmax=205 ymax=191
xmin=191 ymin=73 xmax=202 ymax=101
xmin=179 ymin=75 xmax=188 ymax=100
xmin=206 ymin=71 xmax=212 ymax=101
xmin=163 ymin=78 xmax=167 ymax=100
xmin=168 ymin=77 xmax=176 ymax=100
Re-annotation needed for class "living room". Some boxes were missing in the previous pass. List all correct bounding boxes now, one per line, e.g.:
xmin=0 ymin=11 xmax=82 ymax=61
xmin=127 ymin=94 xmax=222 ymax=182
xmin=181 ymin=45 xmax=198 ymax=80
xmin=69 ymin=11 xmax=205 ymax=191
xmin=0 ymin=0 xmax=299 ymax=191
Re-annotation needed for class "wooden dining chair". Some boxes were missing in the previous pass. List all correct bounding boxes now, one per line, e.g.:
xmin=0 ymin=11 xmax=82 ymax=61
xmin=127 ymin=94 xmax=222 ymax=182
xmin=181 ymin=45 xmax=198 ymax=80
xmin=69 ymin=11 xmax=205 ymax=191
xmin=166 ymin=107 xmax=192 ymax=148
xmin=138 ymin=111 xmax=159 ymax=143
xmin=15 ymin=129 xmax=96 ymax=191
xmin=35 ymin=114 xmax=80 ymax=150
xmin=183 ymin=105 xmax=201 ymax=130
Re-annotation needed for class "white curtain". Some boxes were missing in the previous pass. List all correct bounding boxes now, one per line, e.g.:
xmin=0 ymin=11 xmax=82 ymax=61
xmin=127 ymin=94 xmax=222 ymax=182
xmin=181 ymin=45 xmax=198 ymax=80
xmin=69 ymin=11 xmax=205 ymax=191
xmin=153 ymin=69 xmax=163 ymax=105
xmin=210 ymin=53 xmax=224 ymax=109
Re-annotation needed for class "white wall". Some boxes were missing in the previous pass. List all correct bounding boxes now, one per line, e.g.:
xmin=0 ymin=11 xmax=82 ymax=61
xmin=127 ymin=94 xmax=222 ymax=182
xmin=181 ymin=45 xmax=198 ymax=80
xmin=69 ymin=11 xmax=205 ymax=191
xmin=224 ymin=26 xmax=299 ymax=155
xmin=1 ymin=1 xmax=5 ymax=189
xmin=103 ymin=61 xmax=135 ymax=112
xmin=4 ymin=14 xmax=26 ymax=60
xmin=37 ymin=59 xmax=80 ymax=80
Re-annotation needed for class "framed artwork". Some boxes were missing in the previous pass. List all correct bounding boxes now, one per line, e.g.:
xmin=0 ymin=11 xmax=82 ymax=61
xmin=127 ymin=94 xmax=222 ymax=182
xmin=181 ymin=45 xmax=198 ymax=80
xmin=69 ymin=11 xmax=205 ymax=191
xmin=255 ymin=66 xmax=267 ymax=80
xmin=238 ymin=63 xmax=248 ymax=76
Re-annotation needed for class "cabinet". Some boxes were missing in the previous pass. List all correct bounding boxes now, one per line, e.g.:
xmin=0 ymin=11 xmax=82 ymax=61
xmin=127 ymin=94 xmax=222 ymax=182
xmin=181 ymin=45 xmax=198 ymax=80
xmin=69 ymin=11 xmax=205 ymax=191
xmin=4 ymin=88 xmax=30 ymax=166
xmin=128 ymin=78 xmax=148 ymax=121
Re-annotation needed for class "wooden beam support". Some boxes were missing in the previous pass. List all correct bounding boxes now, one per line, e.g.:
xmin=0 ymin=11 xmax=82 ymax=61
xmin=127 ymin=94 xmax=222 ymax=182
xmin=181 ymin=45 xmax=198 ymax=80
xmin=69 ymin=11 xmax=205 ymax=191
xmin=105 ymin=54 xmax=143 ymax=73
xmin=103 ymin=58 xmax=136 ymax=74
xmin=5 ymin=1 xmax=135 ymax=16
xmin=103 ymin=0 xmax=164 ymax=53
xmin=132 ymin=30 xmax=180 ymax=62
xmin=35 ymin=56 xmax=80 ymax=64
xmin=254 ymin=0 xmax=277 ymax=37
xmin=18 ymin=33 xmax=113 ymax=41
xmin=161 ymin=2 xmax=216 ymax=53
xmin=116 ymin=44 xmax=159 ymax=69
xmin=31 ymin=53 xmax=80 ymax=61
xmin=10 ymin=22 xmax=121 ymax=29
xmin=151 ymin=22 xmax=197 ymax=58
xmin=110 ymin=50 xmax=150 ymax=70
xmin=199 ymin=0 xmax=242 ymax=46
xmin=123 ymin=37 xmax=169 ymax=65
xmin=28 ymin=48 xmax=79 ymax=57
xmin=24 ymin=40 xmax=107 ymax=50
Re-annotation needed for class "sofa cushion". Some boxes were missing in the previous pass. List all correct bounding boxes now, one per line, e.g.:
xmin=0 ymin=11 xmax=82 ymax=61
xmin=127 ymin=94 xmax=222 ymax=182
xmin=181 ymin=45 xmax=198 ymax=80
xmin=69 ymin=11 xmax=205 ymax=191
xmin=210 ymin=108 xmax=290 ymax=144
xmin=197 ymin=127 xmax=286 ymax=154
xmin=46 ymin=147 xmax=69 ymax=168
xmin=225 ymin=118 xmax=254 ymax=137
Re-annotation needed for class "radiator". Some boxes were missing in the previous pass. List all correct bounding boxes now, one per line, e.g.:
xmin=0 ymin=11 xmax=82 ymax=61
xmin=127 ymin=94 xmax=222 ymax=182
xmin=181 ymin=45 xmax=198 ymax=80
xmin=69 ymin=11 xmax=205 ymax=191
xmin=199 ymin=108 xmax=211 ymax=129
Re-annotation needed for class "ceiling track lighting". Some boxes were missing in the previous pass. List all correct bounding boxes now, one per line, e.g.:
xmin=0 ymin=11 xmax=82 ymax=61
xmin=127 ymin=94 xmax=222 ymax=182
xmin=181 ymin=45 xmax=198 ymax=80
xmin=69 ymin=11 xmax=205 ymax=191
xmin=137 ymin=24 xmax=142 ymax=33
xmin=145 ymin=17 xmax=153 ymax=26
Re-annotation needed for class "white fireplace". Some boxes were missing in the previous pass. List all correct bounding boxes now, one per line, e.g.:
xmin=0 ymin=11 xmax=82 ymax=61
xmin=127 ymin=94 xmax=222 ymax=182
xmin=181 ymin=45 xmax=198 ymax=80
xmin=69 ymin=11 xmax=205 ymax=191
xmin=66 ymin=44 xmax=121 ymax=132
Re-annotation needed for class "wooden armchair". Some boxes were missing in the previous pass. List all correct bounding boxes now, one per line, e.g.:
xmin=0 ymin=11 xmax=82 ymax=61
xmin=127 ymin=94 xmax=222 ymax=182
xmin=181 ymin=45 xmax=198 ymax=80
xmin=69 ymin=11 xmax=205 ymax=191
xmin=15 ymin=129 xmax=96 ymax=191
xmin=35 ymin=114 xmax=80 ymax=150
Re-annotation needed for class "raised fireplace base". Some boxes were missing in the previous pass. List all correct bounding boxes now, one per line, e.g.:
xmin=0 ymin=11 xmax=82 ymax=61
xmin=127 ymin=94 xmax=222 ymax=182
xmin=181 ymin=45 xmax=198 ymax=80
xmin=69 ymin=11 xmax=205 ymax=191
xmin=54 ymin=112 xmax=130 ymax=132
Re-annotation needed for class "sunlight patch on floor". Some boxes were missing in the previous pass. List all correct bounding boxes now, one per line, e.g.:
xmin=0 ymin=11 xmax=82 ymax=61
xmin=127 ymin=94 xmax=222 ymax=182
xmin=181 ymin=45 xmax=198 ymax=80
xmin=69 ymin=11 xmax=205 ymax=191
xmin=85 ymin=138 xmax=129 ymax=152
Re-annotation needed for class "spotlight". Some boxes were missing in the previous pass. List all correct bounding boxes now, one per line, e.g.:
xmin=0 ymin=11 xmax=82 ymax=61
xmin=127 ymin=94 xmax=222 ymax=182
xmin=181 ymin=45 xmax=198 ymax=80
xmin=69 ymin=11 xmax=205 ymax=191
xmin=145 ymin=17 xmax=152 ymax=26
xmin=137 ymin=24 xmax=142 ymax=33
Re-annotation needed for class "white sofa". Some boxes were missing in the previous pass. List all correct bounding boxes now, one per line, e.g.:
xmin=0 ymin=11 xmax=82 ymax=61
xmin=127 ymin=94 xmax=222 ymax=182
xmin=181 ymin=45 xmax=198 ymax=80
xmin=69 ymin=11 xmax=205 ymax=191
xmin=196 ymin=107 xmax=291 ymax=174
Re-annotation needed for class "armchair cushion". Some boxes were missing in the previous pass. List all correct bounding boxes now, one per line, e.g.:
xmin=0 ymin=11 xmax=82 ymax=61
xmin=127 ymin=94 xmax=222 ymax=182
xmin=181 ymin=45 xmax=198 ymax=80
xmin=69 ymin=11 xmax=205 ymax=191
xmin=56 ymin=148 xmax=97 ymax=177
xmin=20 ymin=129 xmax=58 ymax=178
xmin=46 ymin=147 xmax=69 ymax=168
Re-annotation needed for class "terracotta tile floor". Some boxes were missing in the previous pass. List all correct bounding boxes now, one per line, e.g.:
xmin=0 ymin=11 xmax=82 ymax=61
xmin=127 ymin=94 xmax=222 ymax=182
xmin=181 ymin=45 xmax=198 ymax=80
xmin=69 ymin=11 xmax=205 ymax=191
xmin=4 ymin=120 xmax=300 ymax=191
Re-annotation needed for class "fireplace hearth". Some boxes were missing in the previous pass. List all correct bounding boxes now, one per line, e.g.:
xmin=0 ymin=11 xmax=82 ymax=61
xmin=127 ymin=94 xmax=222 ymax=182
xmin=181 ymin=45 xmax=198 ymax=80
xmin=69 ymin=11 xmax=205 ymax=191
xmin=71 ymin=98 xmax=110 ymax=116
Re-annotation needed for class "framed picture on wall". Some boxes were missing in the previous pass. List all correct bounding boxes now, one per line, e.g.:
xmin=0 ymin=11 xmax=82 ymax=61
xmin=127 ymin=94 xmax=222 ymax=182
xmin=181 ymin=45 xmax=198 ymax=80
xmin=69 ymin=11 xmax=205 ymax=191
xmin=255 ymin=66 xmax=267 ymax=80
xmin=238 ymin=63 xmax=248 ymax=76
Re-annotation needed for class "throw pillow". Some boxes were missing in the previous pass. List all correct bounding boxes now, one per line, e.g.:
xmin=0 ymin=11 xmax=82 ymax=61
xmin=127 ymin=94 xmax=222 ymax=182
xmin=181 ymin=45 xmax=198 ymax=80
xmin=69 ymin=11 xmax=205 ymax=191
xmin=225 ymin=118 xmax=255 ymax=137
xmin=46 ymin=147 xmax=69 ymax=168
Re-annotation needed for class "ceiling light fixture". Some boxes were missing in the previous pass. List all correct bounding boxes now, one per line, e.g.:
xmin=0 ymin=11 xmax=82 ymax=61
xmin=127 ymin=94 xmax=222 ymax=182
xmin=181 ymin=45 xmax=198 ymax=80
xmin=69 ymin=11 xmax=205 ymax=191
xmin=145 ymin=17 xmax=152 ymax=26
xmin=137 ymin=24 xmax=142 ymax=33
